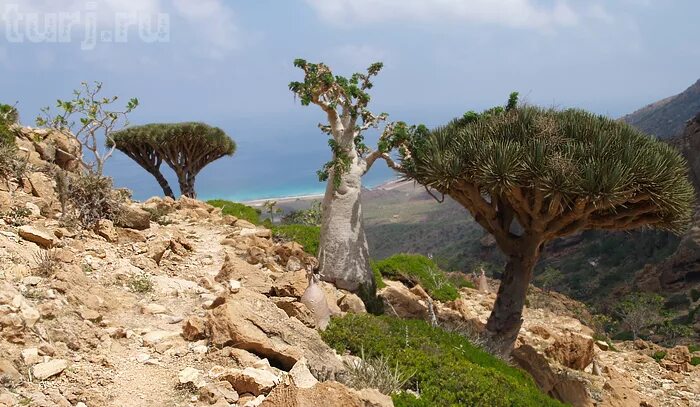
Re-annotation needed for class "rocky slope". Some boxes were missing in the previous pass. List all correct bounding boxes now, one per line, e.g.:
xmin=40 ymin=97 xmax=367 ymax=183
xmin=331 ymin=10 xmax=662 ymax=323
xmin=622 ymin=78 xmax=700 ymax=139
xmin=0 ymin=127 xmax=698 ymax=407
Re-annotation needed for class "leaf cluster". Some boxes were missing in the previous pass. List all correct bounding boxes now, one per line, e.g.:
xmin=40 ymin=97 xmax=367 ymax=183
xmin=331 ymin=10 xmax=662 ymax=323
xmin=400 ymin=96 xmax=694 ymax=242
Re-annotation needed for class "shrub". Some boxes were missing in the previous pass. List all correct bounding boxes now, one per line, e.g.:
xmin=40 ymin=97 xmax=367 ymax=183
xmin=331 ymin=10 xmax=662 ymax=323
xmin=322 ymin=314 xmax=564 ymax=407
xmin=271 ymin=224 xmax=319 ymax=255
xmin=128 ymin=274 xmax=153 ymax=293
xmin=688 ymin=344 xmax=700 ymax=353
xmin=33 ymin=249 xmax=58 ymax=277
xmin=372 ymin=254 xmax=472 ymax=302
xmin=342 ymin=348 xmax=412 ymax=395
xmin=207 ymin=200 xmax=260 ymax=225
xmin=664 ymin=293 xmax=691 ymax=309
xmin=282 ymin=201 xmax=322 ymax=226
xmin=652 ymin=350 xmax=666 ymax=362
xmin=143 ymin=206 xmax=173 ymax=226
xmin=691 ymin=356 xmax=700 ymax=366
xmin=690 ymin=289 xmax=700 ymax=303
xmin=67 ymin=173 xmax=123 ymax=228
xmin=1 ymin=206 xmax=31 ymax=226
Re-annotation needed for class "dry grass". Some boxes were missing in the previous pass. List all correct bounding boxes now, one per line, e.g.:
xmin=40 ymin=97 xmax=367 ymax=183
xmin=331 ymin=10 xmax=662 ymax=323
xmin=33 ymin=249 xmax=58 ymax=277
xmin=341 ymin=348 xmax=412 ymax=395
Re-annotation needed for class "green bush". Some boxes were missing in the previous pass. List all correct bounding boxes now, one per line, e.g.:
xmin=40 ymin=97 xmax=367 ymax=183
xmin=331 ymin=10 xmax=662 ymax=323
xmin=691 ymin=356 xmax=700 ymax=366
xmin=690 ymin=289 xmax=700 ymax=303
xmin=322 ymin=314 xmax=564 ymax=407
xmin=372 ymin=254 xmax=472 ymax=302
xmin=689 ymin=344 xmax=700 ymax=353
xmin=207 ymin=199 xmax=261 ymax=225
xmin=652 ymin=350 xmax=667 ymax=362
xmin=271 ymin=224 xmax=319 ymax=255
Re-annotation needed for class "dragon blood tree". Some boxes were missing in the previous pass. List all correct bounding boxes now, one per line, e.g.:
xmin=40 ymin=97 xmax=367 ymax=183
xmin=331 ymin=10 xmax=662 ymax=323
xmin=289 ymin=59 xmax=402 ymax=295
xmin=399 ymin=96 xmax=694 ymax=353
xmin=110 ymin=122 xmax=235 ymax=199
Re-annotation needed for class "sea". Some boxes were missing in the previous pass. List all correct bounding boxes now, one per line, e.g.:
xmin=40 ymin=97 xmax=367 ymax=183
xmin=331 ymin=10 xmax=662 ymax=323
xmin=104 ymin=116 xmax=399 ymax=202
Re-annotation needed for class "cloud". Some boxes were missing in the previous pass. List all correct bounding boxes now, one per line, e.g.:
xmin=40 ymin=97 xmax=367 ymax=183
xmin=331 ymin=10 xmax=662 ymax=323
xmin=172 ymin=0 xmax=238 ymax=59
xmin=305 ymin=0 xmax=609 ymax=30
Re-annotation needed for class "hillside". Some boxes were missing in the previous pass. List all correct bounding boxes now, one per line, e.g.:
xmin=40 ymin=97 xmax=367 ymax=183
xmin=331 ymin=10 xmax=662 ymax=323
xmin=621 ymin=78 xmax=700 ymax=139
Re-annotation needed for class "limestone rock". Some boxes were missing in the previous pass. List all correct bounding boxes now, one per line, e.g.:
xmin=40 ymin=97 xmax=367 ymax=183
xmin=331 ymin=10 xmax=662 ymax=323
xmin=178 ymin=367 xmax=206 ymax=388
xmin=115 ymin=204 xmax=151 ymax=230
xmin=95 ymin=219 xmax=118 ymax=242
xmin=32 ymin=359 xmax=68 ymax=380
xmin=288 ymin=358 xmax=318 ymax=389
xmin=271 ymin=270 xmax=307 ymax=298
xmin=338 ymin=292 xmax=366 ymax=314
xmin=219 ymin=367 xmax=279 ymax=396
xmin=261 ymin=381 xmax=392 ymax=407
xmin=182 ymin=316 xmax=208 ymax=341
xmin=207 ymin=288 xmax=344 ymax=374
xmin=18 ymin=225 xmax=57 ymax=248
xmin=379 ymin=280 xmax=428 ymax=319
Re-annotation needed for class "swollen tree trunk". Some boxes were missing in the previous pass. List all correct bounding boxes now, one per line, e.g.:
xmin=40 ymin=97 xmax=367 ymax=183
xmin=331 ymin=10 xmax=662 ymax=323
xmin=177 ymin=171 xmax=197 ymax=199
xmin=318 ymin=154 xmax=375 ymax=296
xmin=486 ymin=241 xmax=540 ymax=355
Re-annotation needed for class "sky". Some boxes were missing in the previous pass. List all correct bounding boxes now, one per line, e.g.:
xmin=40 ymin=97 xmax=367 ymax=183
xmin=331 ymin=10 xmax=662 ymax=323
xmin=1 ymin=0 xmax=699 ymax=201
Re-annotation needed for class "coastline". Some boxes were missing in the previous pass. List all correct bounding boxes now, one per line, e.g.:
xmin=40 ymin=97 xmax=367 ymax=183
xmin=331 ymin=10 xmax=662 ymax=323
xmin=242 ymin=177 xmax=409 ymax=206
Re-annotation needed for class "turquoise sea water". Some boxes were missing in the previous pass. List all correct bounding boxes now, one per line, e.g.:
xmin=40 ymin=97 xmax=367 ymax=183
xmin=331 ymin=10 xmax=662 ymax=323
xmin=105 ymin=116 xmax=399 ymax=202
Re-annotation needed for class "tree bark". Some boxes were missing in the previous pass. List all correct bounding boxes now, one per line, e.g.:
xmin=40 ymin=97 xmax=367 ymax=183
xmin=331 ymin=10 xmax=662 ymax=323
xmin=318 ymin=155 xmax=375 ymax=296
xmin=177 ymin=170 xmax=197 ymax=198
xmin=486 ymin=241 xmax=540 ymax=355
xmin=150 ymin=169 xmax=175 ymax=199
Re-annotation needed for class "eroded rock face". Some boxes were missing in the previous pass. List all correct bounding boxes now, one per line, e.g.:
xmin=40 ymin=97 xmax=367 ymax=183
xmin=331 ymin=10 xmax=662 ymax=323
xmin=379 ymin=280 xmax=429 ymax=320
xmin=206 ymin=288 xmax=344 ymax=374
xmin=261 ymin=381 xmax=392 ymax=407
xmin=115 ymin=204 xmax=151 ymax=230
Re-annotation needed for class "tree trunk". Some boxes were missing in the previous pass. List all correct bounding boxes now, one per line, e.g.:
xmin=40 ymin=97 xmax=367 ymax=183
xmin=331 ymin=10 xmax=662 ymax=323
xmin=318 ymin=156 xmax=375 ymax=296
xmin=149 ymin=169 xmax=175 ymax=199
xmin=486 ymin=243 xmax=540 ymax=355
xmin=178 ymin=172 xmax=197 ymax=199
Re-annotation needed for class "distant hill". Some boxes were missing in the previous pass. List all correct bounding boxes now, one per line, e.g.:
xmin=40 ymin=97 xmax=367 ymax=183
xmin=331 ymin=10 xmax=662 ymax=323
xmin=621 ymin=78 xmax=700 ymax=139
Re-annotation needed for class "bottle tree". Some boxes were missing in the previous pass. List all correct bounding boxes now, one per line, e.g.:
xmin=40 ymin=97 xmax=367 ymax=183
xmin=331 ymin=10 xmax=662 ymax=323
xmin=399 ymin=96 xmax=694 ymax=353
xmin=289 ymin=59 xmax=401 ymax=295
xmin=110 ymin=122 xmax=235 ymax=198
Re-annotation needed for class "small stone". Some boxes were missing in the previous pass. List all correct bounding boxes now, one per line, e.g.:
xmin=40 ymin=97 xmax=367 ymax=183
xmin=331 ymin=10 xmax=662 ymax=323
xmin=21 ymin=348 xmax=41 ymax=365
xmin=22 ymin=276 xmax=42 ymax=286
xmin=219 ymin=367 xmax=279 ymax=396
xmin=229 ymin=280 xmax=241 ymax=294
xmin=32 ymin=359 xmax=68 ymax=380
xmin=140 ymin=303 xmax=168 ymax=315
xmin=80 ymin=308 xmax=102 ymax=322
xmin=182 ymin=316 xmax=207 ymax=341
xmin=178 ymin=367 xmax=206 ymax=388
xmin=142 ymin=330 xmax=180 ymax=347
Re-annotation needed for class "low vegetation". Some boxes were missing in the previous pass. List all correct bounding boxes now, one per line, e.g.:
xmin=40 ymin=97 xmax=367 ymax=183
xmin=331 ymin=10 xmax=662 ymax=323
xmin=33 ymin=249 xmax=58 ymax=277
xmin=207 ymin=199 xmax=260 ymax=225
xmin=372 ymin=253 xmax=473 ymax=302
xmin=271 ymin=224 xmax=320 ymax=255
xmin=66 ymin=173 xmax=123 ymax=228
xmin=322 ymin=314 xmax=564 ymax=407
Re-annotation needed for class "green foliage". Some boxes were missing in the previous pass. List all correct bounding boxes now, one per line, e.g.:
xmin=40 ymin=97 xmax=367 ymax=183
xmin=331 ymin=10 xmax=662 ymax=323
xmin=373 ymin=266 xmax=386 ymax=290
xmin=691 ymin=356 xmax=700 ymax=366
xmin=0 ymin=103 xmax=18 ymax=147
xmin=282 ymin=201 xmax=322 ymax=226
xmin=372 ymin=254 xmax=473 ymax=302
xmin=36 ymin=81 xmax=138 ymax=175
xmin=289 ymin=59 xmax=394 ymax=189
xmin=128 ymin=273 xmax=153 ymax=293
xmin=207 ymin=200 xmax=260 ymax=225
xmin=271 ymin=224 xmax=320 ymax=255
xmin=616 ymin=292 xmax=664 ymax=338
xmin=401 ymin=102 xmax=695 ymax=236
xmin=652 ymin=350 xmax=667 ymax=362
xmin=1 ymin=206 xmax=31 ymax=226
xmin=322 ymin=314 xmax=564 ymax=407
xmin=690 ymin=288 xmax=700 ymax=303
xmin=111 ymin=122 xmax=235 ymax=197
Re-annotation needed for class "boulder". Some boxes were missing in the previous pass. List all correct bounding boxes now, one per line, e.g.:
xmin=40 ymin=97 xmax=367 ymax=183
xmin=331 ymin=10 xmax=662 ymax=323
xmin=95 ymin=219 xmax=118 ymax=242
xmin=32 ymin=359 xmax=68 ymax=380
xmin=182 ymin=316 xmax=208 ymax=341
xmin=18 ymin=225 xmax=57 ymax=248
xmin=271 ymin=270 xmax=308 ymax=298
xmin=218 ymin=367 xmax=279 ymax=396
xmin=338 ymin=292 xmax=366 ymax=314
xmin=207 ymin=288 xmax=344 ymax=374
xmin=273 ymin=297 xmax=316 ymax=328
xmin=261 ymin=381 xmax=393 ymax=407
xmin=115 ymin=204 xmax=151 ymax=230
xmin=379 ymin=280 xmax=429 ymax=319
xmin=216 ymin=252 xmax=274 ymax=294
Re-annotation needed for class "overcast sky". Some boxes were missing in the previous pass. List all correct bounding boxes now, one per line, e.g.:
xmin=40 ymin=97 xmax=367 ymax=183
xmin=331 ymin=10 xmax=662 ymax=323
xmin=1 ymin=0 xmax=699 ymax=199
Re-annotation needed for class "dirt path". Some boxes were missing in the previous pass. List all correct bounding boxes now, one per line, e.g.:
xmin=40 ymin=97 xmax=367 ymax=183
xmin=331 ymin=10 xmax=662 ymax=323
xmin=103 ymin=222 xmax=229 ymax=407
